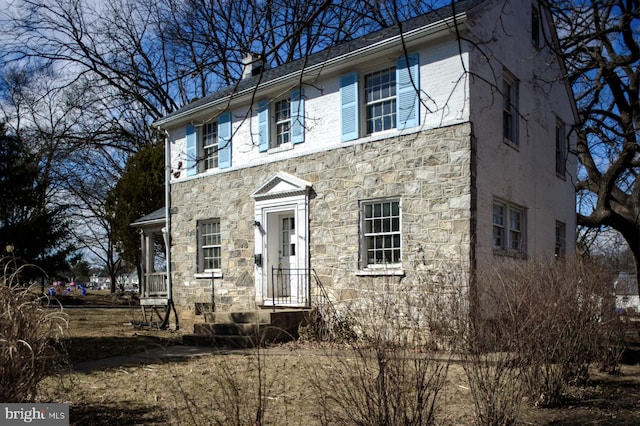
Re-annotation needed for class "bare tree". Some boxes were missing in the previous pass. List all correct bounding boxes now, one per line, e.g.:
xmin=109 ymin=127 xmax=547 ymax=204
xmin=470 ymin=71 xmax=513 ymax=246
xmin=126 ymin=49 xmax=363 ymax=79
xmin=546 ymin=1 xmax=640 ymax=285
xmin=0 ymin=0 xmax=447 ymax=281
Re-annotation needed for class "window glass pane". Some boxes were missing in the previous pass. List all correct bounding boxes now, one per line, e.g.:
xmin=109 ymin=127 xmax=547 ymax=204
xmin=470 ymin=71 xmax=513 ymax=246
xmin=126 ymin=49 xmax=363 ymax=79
xmin=365 ymin=67 xmax=397 ymax=134
xmin=363 ymin=200 xmax=401 ymax=266
xmin=200 ymin=219 xmax=221 ymax=271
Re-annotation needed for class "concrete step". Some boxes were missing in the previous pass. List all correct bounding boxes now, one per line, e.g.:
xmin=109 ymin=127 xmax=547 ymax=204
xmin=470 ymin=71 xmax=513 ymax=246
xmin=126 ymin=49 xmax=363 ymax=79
xmin=184 ymin=309 xmax=310 ymax=348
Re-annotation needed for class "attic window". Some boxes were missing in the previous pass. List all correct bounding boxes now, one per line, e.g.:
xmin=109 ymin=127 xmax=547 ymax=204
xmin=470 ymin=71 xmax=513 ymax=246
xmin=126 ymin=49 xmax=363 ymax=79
xmin=532 ymin=7 xmax=541 ymax=48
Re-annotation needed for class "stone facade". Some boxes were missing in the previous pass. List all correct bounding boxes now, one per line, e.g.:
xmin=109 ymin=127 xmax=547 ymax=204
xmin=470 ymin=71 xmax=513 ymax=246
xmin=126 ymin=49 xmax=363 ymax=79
xmin=170 ymin=122 xmax=472 ymax=317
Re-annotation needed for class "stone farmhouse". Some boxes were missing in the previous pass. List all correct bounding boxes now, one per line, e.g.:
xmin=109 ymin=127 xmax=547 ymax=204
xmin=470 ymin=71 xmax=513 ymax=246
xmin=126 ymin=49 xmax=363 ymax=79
xmin=137 ymin=0 xmax=577 ymax=333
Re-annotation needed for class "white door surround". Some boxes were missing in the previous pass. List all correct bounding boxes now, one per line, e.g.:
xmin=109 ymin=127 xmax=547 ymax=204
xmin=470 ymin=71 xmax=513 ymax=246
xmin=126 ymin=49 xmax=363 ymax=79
xmin=251 ymin=172 xmax=312 ymax=307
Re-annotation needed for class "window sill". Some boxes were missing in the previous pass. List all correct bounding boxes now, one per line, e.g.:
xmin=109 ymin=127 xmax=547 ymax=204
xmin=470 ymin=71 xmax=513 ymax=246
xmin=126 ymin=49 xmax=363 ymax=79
xmin=503 ymin=138 xmax=520 ymax=150
xmin=492 ymin=249 xmax=527 ymax=259
xmin=268 ymin=142 xmax=293 ymax=154
xmin=356 ymin=268 xmax=405 ymax=277
xmin=195 ymin=271 xmax=223 ymax=279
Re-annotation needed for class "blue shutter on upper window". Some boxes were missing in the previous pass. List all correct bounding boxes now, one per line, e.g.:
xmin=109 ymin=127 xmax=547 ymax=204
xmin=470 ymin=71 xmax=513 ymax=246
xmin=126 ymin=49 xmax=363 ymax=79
xmin=340 ymin=72 xmax=359 ymax=142
xmin=258 ymin=99 xmax=269 ymax=152
xmin=185 ymin=124 xmax=197 ymax=176
xmin=218 ymin=111 xmax=232 ymax=169
xmin=396 ymin=53 xmax=420 ymax=129
xmin=291 ymin=89 xmax=305 ymax=144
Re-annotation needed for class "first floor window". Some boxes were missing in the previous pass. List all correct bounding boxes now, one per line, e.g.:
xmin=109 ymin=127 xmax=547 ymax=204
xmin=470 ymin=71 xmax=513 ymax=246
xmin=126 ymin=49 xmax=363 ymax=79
xmin=361 ymin=199 xmax=401 ymax=267
xmin=555 ymin=221 xmax=566 ymax=257
xmin=493 ymin=200 xmax=526 ymax=254
xmin=198 ymin=219 xmax=221 ymax=272
xmin=202 ymin=122 xmax=218 ymax=170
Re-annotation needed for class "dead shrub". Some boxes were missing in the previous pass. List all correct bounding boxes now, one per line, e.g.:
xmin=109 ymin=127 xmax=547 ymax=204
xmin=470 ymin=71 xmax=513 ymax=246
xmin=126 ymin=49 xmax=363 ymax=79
xmin=0 ymin=262 xmax=67 ymax=402
xmin=472 ymin=258 xmax=610 ymax=408
xmin=310 ymin=272 xmax=462 ymax=425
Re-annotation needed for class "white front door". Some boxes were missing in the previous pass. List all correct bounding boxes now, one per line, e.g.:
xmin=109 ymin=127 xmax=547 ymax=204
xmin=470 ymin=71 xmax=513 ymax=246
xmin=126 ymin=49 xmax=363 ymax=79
xmin=267 ymin=212 xmax=297 ymax=300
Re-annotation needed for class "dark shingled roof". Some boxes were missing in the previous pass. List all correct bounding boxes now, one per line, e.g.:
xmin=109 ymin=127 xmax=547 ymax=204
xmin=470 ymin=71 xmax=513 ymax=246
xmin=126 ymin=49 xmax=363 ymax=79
xmin=130 ymin=207 xmax=165 ymax=227
xmin=155 ymin=0 xmax=485 ymax=126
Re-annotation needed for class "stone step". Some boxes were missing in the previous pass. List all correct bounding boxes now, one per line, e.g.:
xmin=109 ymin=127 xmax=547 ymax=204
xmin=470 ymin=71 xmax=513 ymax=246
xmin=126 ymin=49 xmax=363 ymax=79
xmin=184 ymin=309 xmax=310 ymax=348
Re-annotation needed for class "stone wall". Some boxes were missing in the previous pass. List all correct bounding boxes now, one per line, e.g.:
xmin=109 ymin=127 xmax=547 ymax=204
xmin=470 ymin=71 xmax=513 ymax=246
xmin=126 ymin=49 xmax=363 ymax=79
xmin=169 ymin=122 xmax=472 ymax=318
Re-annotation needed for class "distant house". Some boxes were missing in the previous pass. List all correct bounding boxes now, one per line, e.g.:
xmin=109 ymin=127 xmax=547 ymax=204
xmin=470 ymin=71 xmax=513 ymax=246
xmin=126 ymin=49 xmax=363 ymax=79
xmin=140 ymin=0 xmax=578 ymax=327
xmin=614 ymin=273 xmax=640 ymax=314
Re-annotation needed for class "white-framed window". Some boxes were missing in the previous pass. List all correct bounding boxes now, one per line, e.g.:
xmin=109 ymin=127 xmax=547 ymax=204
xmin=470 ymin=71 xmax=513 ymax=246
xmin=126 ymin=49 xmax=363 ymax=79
xmin=274 ymin=98 xmax=291 ymax=148
xmin=365 ymin=67 xmax=397 ymax=134
xmin=184 ymin=112 xmax=232 ymax=176
xmin=361 ymin=198 xmax=401 ymax=268
xmin=555 ymin=117 xmax=566 ymax=177
xmin=340 ymin=53 xmax=420 ymax=142
xmin=202 ymin=122 xmax=218 ymax=170
xmin=493 ymin=200 xmax=526 ymax=254
xmin=555 ymin=221 xmax=566 ymax=257
xmin=502 ymin=70 xmax=519 ymax=145
xmin=198 ymin=219 xmax=221 ymax=272
xmin=258 ymin=89 xmax=305 ymax=152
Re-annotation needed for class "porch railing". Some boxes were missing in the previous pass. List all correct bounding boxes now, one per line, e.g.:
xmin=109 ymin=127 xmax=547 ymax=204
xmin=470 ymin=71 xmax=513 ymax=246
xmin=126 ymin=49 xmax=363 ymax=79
xmin=270 ymin=267 xmax=310 ymax=307
xmin=142 ymin=272 xmax=167 ymax=297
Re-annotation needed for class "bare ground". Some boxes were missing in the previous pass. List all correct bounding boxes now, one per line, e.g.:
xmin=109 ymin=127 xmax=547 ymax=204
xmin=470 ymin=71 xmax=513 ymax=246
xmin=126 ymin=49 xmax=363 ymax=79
xmin=37 ymin=295 xmax=640 ymax=425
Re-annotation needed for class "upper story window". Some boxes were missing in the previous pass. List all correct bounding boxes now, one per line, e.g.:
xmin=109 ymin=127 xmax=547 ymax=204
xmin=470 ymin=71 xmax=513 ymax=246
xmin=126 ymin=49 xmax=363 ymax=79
xmin=502 ymin=70 xmax=519 ymax=146
xmin=532 ymin=6 xmax=541 ymax=48
xmin=365 ymin=67 xmax=397 ymax=133
xmin=185 ymin=112 xmax=232 ymax=176
xmin=555 ymin=117 xmax=566 ymax=177
xmin=274 ymin=98 xmax=291 ymax=147
xmin=361 ymin=198 xmax=401 ymax=269
xmin=493 ymin=200 xmax=527 ymax=255
xmin=202 ymin=122 xmax=218 ymax=170
xmin=198 ymin=219 xmax=221 ymax=273
xmin=340 ymin=53 xmax=420 ymax=142
xmin=258 ymin=89 xmax=305 ymax=152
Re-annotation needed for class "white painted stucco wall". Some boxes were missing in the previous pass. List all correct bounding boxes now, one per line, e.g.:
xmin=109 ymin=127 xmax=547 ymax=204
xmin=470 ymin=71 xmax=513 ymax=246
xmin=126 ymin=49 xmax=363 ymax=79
xmin=467 ymin=0 xmax=577 ymax=264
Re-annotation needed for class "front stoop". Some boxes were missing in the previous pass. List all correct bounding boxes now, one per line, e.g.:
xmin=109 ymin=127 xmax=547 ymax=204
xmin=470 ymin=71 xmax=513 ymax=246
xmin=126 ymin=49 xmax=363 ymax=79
xmin=182 ymin=309 xmax=309 ymax=348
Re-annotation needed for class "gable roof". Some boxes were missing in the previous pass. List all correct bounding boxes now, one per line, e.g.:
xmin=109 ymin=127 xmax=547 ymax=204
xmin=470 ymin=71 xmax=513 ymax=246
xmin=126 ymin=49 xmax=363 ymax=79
xmin=154 ymin=0 xmax=486 ymax=128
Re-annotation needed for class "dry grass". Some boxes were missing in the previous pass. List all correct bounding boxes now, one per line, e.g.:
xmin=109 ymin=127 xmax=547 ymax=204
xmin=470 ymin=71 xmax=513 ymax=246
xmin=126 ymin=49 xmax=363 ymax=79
xmin=33 ymin=290 xmax=640 ymax=425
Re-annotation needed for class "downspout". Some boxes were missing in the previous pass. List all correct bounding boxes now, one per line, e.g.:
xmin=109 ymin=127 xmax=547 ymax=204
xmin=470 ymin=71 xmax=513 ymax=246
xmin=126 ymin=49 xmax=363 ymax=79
xmin=161 ymin=127 xmax=178 ymax=330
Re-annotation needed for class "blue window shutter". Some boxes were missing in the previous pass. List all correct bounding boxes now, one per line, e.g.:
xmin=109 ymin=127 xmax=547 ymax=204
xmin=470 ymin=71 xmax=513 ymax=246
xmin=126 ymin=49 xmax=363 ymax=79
xmin=340 ymin=72 xmax=359 ymax=142
xmin=185 ymin=124 xmax=197 ymax=176
xmin=397 ymin=53 xmax=420 ymax=129
xmin=291 ymin=89 xmax=305 ymax=144
xmin=258 ymin=99 xmax=269 ymax=152
xmin=218 ymin=112 xmax=232 ymax=169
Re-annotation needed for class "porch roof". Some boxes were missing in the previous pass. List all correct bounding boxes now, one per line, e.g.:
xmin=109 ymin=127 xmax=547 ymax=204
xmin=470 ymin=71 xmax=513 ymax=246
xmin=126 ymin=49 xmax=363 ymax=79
xmin=130 ymin=208 xmax=166 ymax=228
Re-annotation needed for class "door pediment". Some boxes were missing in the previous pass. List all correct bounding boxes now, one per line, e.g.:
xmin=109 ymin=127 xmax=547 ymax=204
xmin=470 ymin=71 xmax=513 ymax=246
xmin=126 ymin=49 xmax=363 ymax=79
xmin=251 ymin=171 xmax=312 ymax=201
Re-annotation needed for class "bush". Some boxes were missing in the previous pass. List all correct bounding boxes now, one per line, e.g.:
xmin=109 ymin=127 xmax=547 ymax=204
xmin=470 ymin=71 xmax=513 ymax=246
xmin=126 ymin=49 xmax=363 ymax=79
xmin=0 ymin=263 xmax=67 ymax=402
xmin=309 ymin=273 xmax=461 ymax=426
xmin=470 ymin=258 xmax=611 ymax=409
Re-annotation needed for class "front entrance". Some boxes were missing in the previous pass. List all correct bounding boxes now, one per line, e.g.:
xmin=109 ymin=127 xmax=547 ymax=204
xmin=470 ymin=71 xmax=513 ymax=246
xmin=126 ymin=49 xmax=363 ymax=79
xmin=251 ymin=172 xmax=312 ymax=308
xmin=267 ymin=213 xmax=296 ymax=300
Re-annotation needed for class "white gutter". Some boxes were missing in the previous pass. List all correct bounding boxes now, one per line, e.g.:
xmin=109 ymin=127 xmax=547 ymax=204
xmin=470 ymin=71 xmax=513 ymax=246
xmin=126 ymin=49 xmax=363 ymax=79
xmin=153 ymin=12 xmax=468 ymax=128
